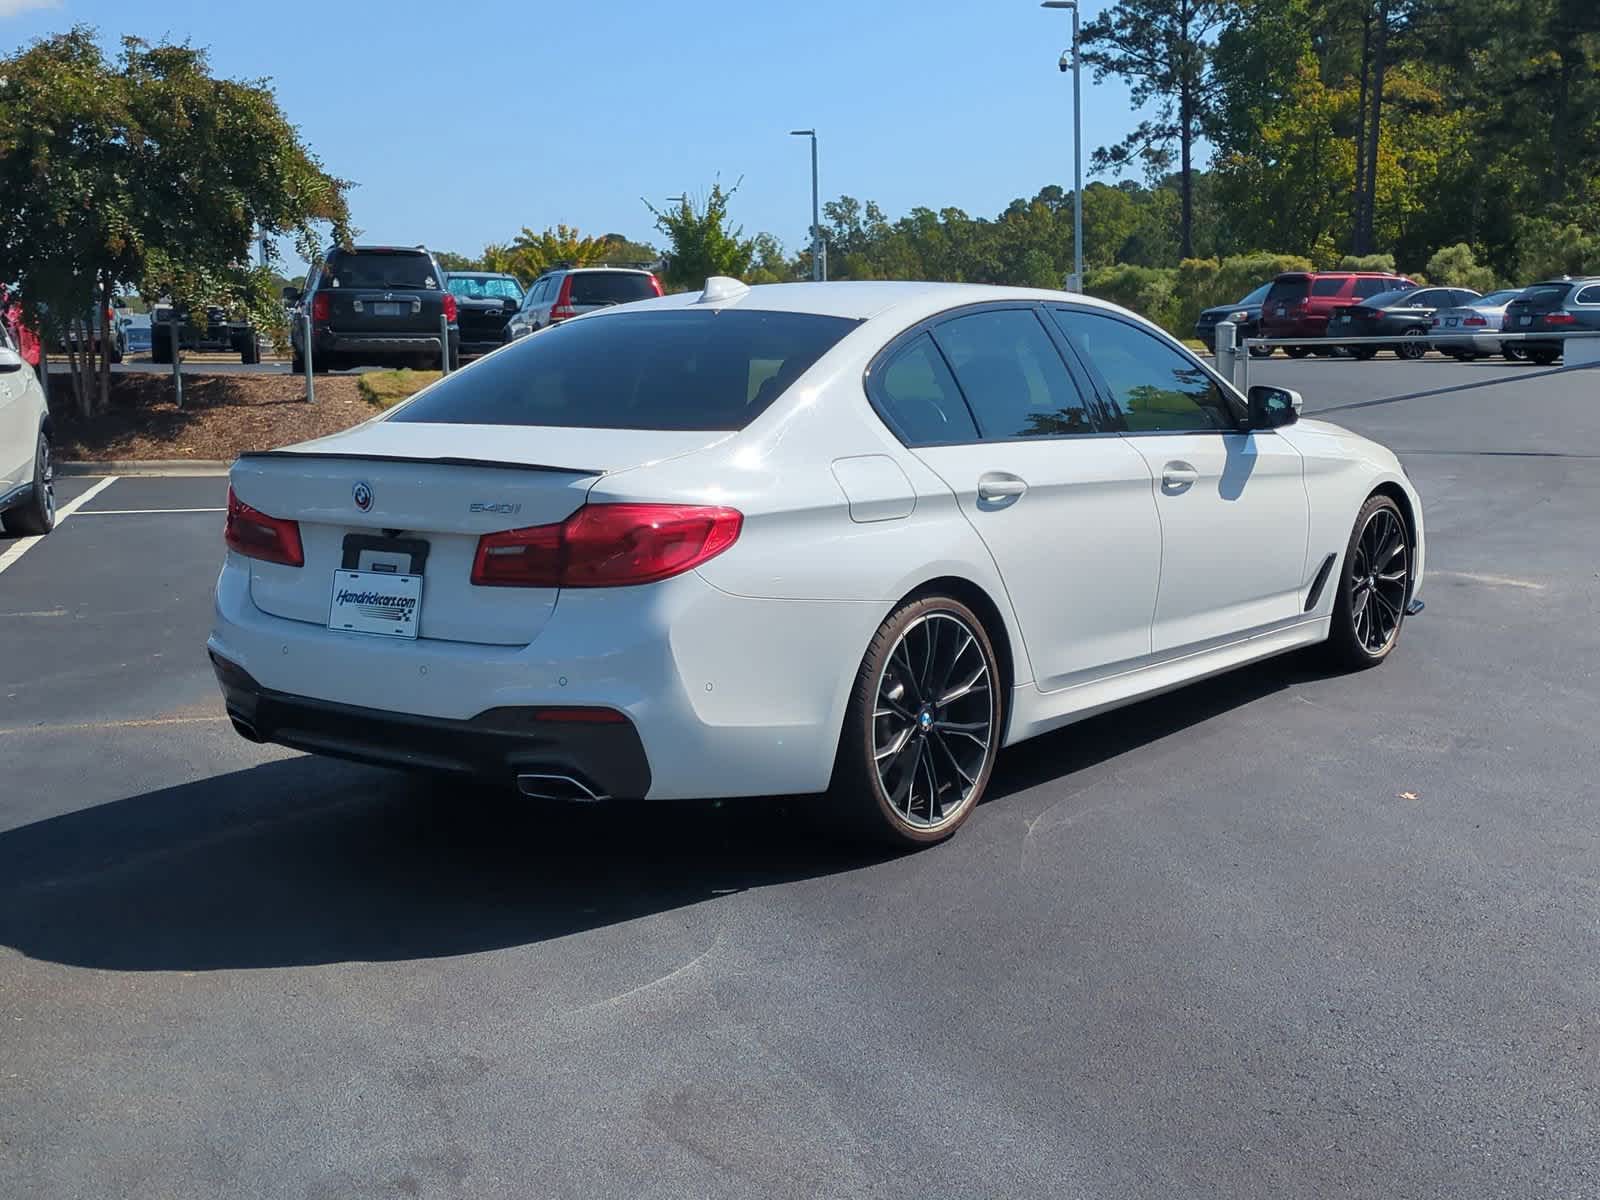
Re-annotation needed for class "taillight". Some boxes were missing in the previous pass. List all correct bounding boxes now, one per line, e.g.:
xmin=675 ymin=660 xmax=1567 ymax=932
xmin=1543 ymin=311 xmax=1577 ymax=326
xmin=471 ymin=503 xmax=743 ymax=588
xmin=549 ymin=275 xmax=577 ymax=322
xmin=1463 ymin=315 xmax=1487 ymax=327
xmin=225 ymin=487 xmax=304 ymax=567
xmin=311 ymin=292 xmax=331 ymax=322
xmin=442 ymin=292 xmax=458 ymax=322
xmin=648 ymin=274 xmax=664 ymax=296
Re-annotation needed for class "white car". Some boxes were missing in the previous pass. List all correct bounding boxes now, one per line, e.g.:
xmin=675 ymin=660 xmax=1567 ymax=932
xmin=0 ymin=324 xmax=54 ymax=537
xmin=209 ymin=280 xmax=1425 ymax=847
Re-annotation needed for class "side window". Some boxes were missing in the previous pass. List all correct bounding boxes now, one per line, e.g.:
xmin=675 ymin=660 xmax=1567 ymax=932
xmin=1050 ymin=309 xmax=1238 ymax=434
xmin=1574 ymin=285 xmax=1600 ymax=306
xmin=873 ymin=333 xmax=979 ymax=445
xmin=1353 ymin=277 xmax=1389 ymax=299
xmin=1451 ymin=290 xmax=1477 ymax=307
xmin=931 ymin=308 xmax=1094 ymax=439
xmin=1311 ymin=277 xmax=1346 ymax=297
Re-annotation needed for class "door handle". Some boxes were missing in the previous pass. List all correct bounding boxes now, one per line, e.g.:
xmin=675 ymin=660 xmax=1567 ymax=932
xmin=1161 ymin=462 xmax=1199 ymax=491
xmin=977 ymin=473 xmax=1028 ymax=504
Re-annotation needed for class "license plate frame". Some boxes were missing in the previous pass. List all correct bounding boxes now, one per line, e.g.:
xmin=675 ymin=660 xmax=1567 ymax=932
xmin=1519 ymin=315 xmax=1531 ymax=326
xmin=1445 ymin=317 xmax=1458 ymax=327
xmin=372 ymin=301 xmax=405 ymax=317
xmin=328 ymin=569 xmax=423 ymax=639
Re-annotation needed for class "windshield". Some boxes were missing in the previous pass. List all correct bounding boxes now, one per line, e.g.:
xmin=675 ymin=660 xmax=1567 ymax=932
xmin=323 ymin=251 xmax=438 ymax=290
xmin=1471 ymin=290 xmax=1522 ymax=307
xmin=568 ymin=272 xmax=659 ymax=305
xmin=389 ymin=308 xmax=859 ymax=431
xmin=1236 ymin=283 xmax=1271 ymax=306
xmin=448 ymin=275 xmax=523 ymax=301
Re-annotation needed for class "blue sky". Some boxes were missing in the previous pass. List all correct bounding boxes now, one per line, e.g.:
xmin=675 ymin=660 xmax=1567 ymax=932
xmin=2 ymin=0 xmax=1139 ymax=271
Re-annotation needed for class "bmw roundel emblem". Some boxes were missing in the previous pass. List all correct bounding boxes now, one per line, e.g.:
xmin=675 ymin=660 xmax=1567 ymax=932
xmin=352 ymin=481 xmax=373 ymax=512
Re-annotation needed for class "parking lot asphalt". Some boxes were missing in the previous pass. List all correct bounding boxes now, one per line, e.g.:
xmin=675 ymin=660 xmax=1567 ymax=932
xmin=2 ymin=357 xmax=1597 ymax=1199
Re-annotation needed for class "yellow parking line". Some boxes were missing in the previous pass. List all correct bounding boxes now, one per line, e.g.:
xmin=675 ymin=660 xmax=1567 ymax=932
xmin=0 ymin=714 xmax=231 ymax=736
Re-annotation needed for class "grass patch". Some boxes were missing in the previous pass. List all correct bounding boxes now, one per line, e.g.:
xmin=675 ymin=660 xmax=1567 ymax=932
xmin=357 ymin=369 xmax=441 ymax=410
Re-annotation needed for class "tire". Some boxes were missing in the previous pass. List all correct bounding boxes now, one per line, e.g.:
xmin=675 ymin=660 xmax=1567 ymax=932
xmin=1326 ymin=494 xmax=1410 ymax=671
xmin=150 ymin=336 xmax=171 ymax=365
xmin=240 ymin=339 xmax=260 ymax=366
xmin=291 ymin=347 xmax=305 ymax=374
xmin=827 ymin=595 xmax=1003 ymax=848
xmin=1285 ymin=346 xmax=1311 ymax=359
xmin=1248 ymin=344 xmax=1274 ymax=359
xmin=1351 ymin=346 xmax=1378 ymax=361
xmin=1397 ymin=329 xmax=1429 ymax=360
xmin=1503 ymin=343 xmax=1528 ymax=363
xmin=2 ymin=431 xmax=55 ymax=537
xmin=1530 ymin=349 xmax=1559 ymax=366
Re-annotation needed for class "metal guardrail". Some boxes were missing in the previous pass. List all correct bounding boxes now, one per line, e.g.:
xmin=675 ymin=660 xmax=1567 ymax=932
xmin=1212 ymin=322 xmax=1600 ymax=396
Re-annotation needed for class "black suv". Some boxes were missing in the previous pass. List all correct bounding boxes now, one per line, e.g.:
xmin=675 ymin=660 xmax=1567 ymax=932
xmin=286 ymin=245 xmax=459 ymax=372
xmin=445 ymin=271 xmax=524 ymax=357
xmin=1502 ymin=277 xmax=1600 ymax=365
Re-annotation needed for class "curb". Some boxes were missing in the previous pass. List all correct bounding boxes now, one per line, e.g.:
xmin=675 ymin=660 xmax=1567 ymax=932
xmin=58 ymin=460 xmax=230 ymax=477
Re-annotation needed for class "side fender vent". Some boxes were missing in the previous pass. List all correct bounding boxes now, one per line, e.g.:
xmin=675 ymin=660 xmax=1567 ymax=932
xmin=1304 ymin=552 xmax=1337 ymax=612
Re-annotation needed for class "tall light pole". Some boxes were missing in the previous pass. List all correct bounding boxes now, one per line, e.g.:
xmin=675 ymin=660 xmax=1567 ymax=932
xmin=790 ymin=129 xmax=823 ymax=281
xmin=1042 ymin=0 xmax=1083 ymax=293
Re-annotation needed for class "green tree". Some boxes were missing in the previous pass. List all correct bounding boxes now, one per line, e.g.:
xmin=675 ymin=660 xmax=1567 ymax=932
xmin=1423 ymin=243 xmax=1498 ymax=291
xmin=1078 ymin=0 xmax=1230 ymax=259
xmin=509 ymin=225 xmax=614 ymax=278
xmin=644 ymin=180 xmax=756 ymax=290
xmin=0 ymin=28 xmax=348 ymax=414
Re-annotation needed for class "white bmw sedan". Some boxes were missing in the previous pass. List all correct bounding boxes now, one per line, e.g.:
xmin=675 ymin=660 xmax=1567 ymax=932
xmin=210 ymin=279 xmax=1424 ymax=846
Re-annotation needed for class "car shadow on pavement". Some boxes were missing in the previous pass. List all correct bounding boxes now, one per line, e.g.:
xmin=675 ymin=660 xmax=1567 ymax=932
xmin=0 ymin=654 xmax=1317 ymax=973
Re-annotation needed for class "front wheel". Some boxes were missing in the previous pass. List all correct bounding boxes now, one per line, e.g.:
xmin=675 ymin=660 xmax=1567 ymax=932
xmin=1248 ymin=344 xmax=1274 ymax=359
xmin=2 ymin=431 xmax=55 ymax=537
xmin=828 ymin=596 xmax=1003 ymax=848
xmin=1351 ymin=346 xmax=1379 ymax=361
xmin=1530 ymin=349 xmax=1559 ymax=366
xmin=1326 ymin=495 xmax=1410 ymax=671
xmin=1397 ymin=330 xmax=1429 ymax=360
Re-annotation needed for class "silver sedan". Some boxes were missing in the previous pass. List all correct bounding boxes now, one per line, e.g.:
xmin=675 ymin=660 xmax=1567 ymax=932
xmin=1430 ymin=289 xmax=1527 ymax=360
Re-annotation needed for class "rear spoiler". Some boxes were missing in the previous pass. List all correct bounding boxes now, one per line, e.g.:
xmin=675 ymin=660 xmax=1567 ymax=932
xmin=236 ymin=450 xmax=605 ymax=475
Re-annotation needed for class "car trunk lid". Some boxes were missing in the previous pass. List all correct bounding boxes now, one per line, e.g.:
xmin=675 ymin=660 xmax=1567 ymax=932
xmin=231 ymin=422 xmax=724 ymax=647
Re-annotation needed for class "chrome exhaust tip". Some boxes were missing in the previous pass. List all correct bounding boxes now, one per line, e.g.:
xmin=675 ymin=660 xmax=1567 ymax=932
xmin=515 ymin=773 xmax=608 ymax=803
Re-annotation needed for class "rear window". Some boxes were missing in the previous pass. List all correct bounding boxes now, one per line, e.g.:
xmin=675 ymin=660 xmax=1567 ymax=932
xmin=1366 ymin=289 xmax=1415 ymax=308
xmin=568 ymin=272 xmax=659 ymax=306
xmin=324 ymin=251 xmax=438 ymax=290
xmin=389 ymin=309 xmax=858 ymax=431
xmin=1473 ymin=290 xmax=1522 ymax=307
xmin=1266 ymin=277 xmax=1309 ymax=305
xmin=1518 ymin=283 xmax=1573 ymax=308
xmin=448 ymin=275 xmax=523 ymax=301
xmin=1311 ymin=277 xmax=1347 ymax=297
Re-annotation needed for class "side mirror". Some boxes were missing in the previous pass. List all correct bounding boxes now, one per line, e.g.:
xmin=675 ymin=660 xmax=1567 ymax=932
xmin=0 ymin=345 xmax=22 ymax=374
xmin=1248 ymin=385 xmax=1302 ymax=429
xmin=281 ymin=286 xmax=301 ymax=304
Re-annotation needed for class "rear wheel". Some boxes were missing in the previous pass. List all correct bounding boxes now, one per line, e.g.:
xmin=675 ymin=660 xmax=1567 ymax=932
xmin=1326 ymin=495 xmax=1410 ymax=671
xmin=1351 ymin=346 xmax=1379 ymax=361
xmin=828 ymin=596 xmax=1002 ymax=848
xmin=1248 ymin=343 xmax=1274 ymax=359
xmin=240 ymin=338 xmax=261 ymax=365
xmin=1503 ymin=343 xmax=1528 ymax=363
xmin=2 ymin=431 xmax=55 ymax=537
xmin=1285 ymin=345 xmax=1310 ymax=359
xmin=1530 ymin=349 xmax=1559 ymax=366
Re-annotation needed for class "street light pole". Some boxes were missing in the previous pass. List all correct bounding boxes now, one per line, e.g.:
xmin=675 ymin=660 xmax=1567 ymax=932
xmin=790 ymin=130 xmax=822 ymax=281
xmin=1042 ymin=1 xmax=1083 ymax=292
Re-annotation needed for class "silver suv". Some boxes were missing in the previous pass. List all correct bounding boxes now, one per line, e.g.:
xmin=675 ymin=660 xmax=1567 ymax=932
xmin=506 ymin=267 xmax=663 ymax=341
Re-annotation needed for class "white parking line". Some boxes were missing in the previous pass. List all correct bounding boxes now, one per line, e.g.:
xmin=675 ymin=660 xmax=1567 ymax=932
xmin=75 ymin=507 xmax=225 ymax=516
xmin=0 ymin=476 xmax=120 ymax=577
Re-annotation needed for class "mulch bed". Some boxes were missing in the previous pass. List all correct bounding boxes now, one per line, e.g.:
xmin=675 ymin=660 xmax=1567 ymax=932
xmin=48 ymin=372 xmax=380 ymax=461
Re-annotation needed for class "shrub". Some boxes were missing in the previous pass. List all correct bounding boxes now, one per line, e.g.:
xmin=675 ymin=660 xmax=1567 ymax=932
xmin=1338 ymin=254 xmax=1398 ymax=274
xmin=1085 ymin=264 xmax=1179 ymax=332
xmin=1512 ymin=219 xmax=1600 ymax=283
xmin=1423 ymin=244 xmax=1498 ymax=292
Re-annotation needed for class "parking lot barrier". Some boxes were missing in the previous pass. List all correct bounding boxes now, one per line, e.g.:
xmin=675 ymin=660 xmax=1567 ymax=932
xmin=440 ymin=314 xmax=451 ymax=375
xmin=303 ymin=311 xmax=314 ymax=404
xmin=1230 ymin=329 xmax=1600 ymax=396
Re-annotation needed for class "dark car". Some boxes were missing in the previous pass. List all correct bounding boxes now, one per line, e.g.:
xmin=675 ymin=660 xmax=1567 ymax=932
xmin=1193 ymin=283 xmax=1272 ymax=357
xmin=1259 ymin=271 xmax=1416 ymax=357
xmin=1327 ymin=286 xmax=1482 ymax=360
xmin=445 ymin=271 xmax=524 ymax=357
xmin=1501 ymin=277 xmax=1600 ymax=365
xmin=150 ymin=301 xmax=259 ymax=364
xmin=286 ymin=245 xmax=459 ymax=373
xmin=506 ymin=267 xmax=663 ymax=340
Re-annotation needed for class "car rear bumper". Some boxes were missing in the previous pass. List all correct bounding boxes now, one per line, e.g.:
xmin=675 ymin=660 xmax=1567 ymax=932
xmin=208 ymin=556 xmax=882 ymax=800
xmin=211 ymin=650 xmax=652 ymax=798
xmin=316 ymin=330 xmax=459 ymax=359
xmin=1259 ymin=318 xmax=1326 ymax=339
